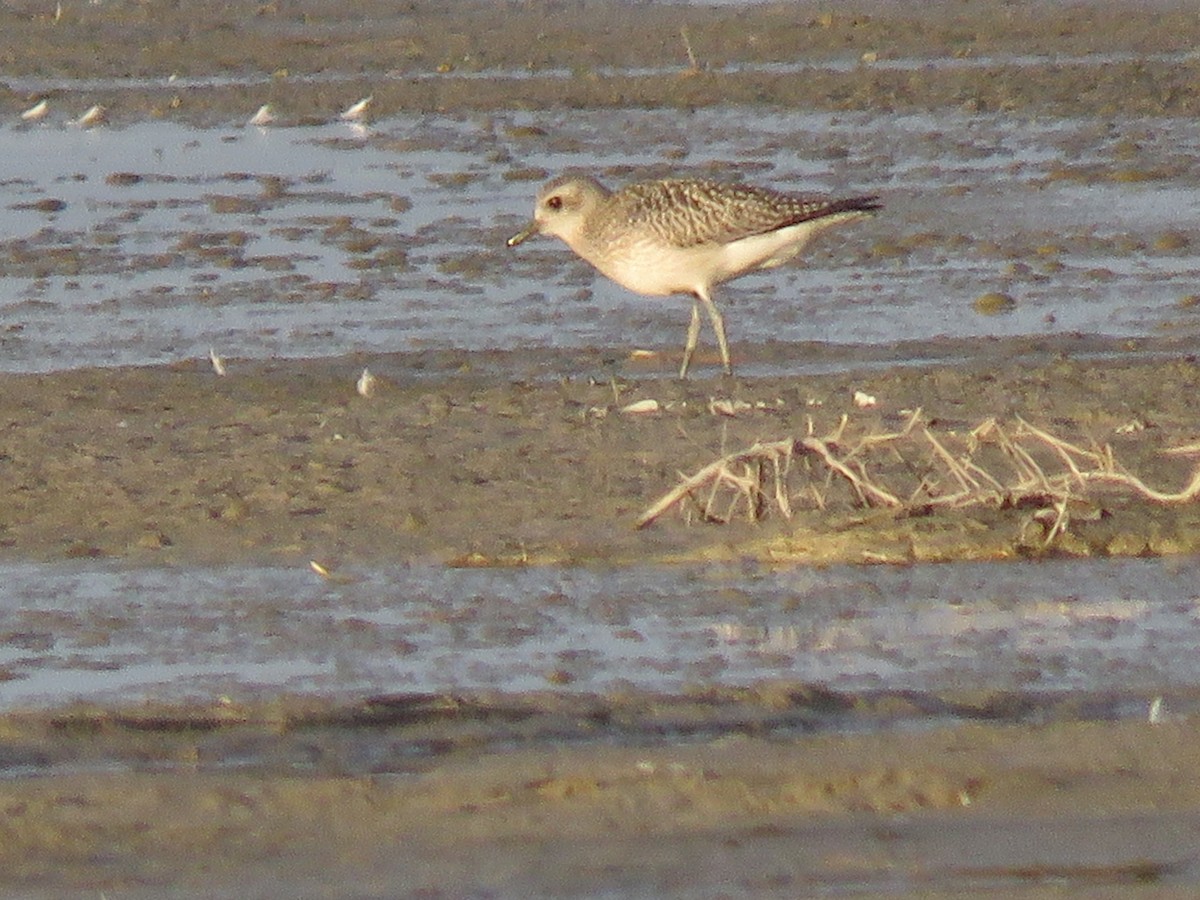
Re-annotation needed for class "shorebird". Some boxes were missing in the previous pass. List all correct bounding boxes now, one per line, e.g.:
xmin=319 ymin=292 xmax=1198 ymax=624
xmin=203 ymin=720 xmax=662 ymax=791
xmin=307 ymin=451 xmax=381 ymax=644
xmin=508 ymin=174 xmax=880 ymax=378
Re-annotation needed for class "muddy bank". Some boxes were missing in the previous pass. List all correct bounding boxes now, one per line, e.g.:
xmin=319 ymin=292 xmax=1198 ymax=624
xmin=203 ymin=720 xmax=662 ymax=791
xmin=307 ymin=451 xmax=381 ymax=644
xmin=3 ymin=0 xmax=1200 ymax=125
xmin=2 ymin=699 xmax=1198 ymax=896
xmin=1 ymin=336 xmax=1198 ymax=568
xmin=8 ymin=0 xmax=1200 ymax=80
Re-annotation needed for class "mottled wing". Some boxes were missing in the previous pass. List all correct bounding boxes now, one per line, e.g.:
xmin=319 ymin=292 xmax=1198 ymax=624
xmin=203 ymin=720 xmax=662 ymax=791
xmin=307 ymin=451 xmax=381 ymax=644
xmin=608 ymin=179 xmax=879 ymax=249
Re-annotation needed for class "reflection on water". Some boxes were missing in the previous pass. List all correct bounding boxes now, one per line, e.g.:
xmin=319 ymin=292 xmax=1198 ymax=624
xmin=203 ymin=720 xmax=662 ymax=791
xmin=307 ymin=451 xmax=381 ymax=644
xmin=0 ymin=107 xmax=1198 ymax=372
xmin=0 ymin=556 xmax=1196 ymax=710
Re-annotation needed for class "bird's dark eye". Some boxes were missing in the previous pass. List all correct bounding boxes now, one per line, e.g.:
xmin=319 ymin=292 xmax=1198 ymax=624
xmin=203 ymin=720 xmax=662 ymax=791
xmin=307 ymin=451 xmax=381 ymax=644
xmin=546 ymin=195 xmax=563 ymax=211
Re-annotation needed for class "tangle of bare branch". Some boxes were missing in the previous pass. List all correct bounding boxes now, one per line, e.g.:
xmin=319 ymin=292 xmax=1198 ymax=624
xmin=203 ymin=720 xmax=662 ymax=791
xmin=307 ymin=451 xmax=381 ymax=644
xmin=636 ymin=411 xmax=1200 ymax=536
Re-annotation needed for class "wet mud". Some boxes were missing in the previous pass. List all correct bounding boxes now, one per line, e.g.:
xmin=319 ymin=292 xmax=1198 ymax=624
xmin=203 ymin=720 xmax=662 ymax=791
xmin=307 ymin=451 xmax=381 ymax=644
xmin=3 ymin=696 xmax=1200 ymax=897
xmin=3 ymin=0 xmax=1200 ymax=124
xmin=3 ymin=1 xmax=1200 ymax=896
xmin=2 ymin=336 xmax=1200 ymax=569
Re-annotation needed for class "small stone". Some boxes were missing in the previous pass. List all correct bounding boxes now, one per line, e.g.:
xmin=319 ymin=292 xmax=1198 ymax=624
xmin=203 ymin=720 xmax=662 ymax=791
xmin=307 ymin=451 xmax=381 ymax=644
xmin=973 ymin=291 xmax=1016 ymax=315
xmin=1154 ymin=231 xmax=1189 ymax=252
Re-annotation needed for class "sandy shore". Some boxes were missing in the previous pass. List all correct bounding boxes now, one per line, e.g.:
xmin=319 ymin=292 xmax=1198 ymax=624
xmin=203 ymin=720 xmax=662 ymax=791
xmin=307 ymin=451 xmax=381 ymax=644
xmin=3 ymin=0 xmax=1200 ymax=124
xmin=3 ymin=336 xmax=1200 ymax=570
xmin=4 ymin=710 xmax=1199 ymax=897
xmin=2 ymin=0 xmax=1200 ymax=895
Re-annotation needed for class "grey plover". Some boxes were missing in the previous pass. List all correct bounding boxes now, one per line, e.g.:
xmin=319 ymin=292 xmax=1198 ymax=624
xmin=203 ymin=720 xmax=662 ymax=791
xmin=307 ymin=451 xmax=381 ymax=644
xmin=508 ymin=174 xmax=880 ymax=378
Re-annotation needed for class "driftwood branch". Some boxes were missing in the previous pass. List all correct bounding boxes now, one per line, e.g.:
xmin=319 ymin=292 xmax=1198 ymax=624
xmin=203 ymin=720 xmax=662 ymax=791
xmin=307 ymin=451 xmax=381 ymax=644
xmin=637 ymin=412 xmax=1200 ymax=532
xmin=636 ymin=440 xmax=795 ymax=529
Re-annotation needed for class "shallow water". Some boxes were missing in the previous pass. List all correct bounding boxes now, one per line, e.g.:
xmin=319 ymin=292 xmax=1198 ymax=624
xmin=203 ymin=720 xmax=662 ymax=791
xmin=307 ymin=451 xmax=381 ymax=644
xmin=1 ymin=556 xmax=1196 ymax=713
xmin=2 ymin=107 xmax=1199 ymax=373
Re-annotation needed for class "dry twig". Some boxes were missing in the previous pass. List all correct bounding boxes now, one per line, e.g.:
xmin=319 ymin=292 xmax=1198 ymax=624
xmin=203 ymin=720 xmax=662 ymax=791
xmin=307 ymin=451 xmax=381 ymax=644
xmin=636 ymin=411 xmax=1200 ymax=532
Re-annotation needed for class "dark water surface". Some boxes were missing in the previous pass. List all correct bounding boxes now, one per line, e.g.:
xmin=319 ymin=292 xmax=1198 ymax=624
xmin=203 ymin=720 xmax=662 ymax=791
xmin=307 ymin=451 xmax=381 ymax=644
xmin=1 ymin=556 xmax=1196 ymax=715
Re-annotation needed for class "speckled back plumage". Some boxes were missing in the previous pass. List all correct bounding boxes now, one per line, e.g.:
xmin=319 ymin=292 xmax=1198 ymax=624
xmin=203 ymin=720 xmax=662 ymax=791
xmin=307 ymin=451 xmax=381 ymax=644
xmin=591 ymin=179 xmax=880 ymax=250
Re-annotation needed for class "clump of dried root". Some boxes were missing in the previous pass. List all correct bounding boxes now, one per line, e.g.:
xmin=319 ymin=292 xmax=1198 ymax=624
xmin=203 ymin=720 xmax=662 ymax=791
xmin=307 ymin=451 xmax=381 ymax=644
xmin=636 ymin=410 xmax=1200 ymax=537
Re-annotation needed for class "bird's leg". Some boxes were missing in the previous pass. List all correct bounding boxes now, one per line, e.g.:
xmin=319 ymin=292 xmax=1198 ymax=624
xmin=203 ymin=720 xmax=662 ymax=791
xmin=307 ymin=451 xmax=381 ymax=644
xmin=680 ymin=299 xmax=702 ymax=379
xmin=697 ymin=290 xmax=733 ymax=376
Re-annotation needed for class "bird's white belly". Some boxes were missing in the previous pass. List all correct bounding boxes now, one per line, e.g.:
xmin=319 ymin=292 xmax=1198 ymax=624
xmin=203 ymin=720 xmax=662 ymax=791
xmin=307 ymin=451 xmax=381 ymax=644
xmin=582 ymin=223 xmax=822 ymax=298
xmin=590 ymin=242 xmax=724 ymax=297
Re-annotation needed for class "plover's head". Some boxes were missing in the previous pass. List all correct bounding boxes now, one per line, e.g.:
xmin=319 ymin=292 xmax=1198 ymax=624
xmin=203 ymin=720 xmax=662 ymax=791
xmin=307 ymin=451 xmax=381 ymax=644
xmin=507 ymin=175 xmax=610 ymax=247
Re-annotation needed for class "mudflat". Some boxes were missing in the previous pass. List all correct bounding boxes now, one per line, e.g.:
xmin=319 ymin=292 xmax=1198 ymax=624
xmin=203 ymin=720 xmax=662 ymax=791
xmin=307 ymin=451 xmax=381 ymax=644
xmin=4 ymin=706 xmax=1200 ymax=897
xmin=3 ymin=0 xmax=1200 ymax=123
xmin=3 ymin=336 xmax=1200 ymax=570
xmin=2 ymin=1 xmax=1200 ymax=896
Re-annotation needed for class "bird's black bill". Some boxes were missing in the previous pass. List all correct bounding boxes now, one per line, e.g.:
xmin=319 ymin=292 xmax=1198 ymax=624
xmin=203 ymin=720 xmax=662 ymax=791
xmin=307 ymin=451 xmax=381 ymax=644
xmin=506 ymin=222 xmax=538 ymax=247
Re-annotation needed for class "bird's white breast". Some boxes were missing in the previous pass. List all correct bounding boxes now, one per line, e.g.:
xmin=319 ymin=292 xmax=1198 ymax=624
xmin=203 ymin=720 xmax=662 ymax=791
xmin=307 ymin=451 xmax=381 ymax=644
xmin=586 ymin=237 xmax=722 ymax=297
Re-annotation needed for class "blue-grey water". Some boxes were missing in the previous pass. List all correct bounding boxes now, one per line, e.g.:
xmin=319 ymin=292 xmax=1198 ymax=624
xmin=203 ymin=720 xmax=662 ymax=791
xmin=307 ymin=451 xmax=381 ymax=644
xmin=1 ymin=556 xmax=1197 ymax=712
